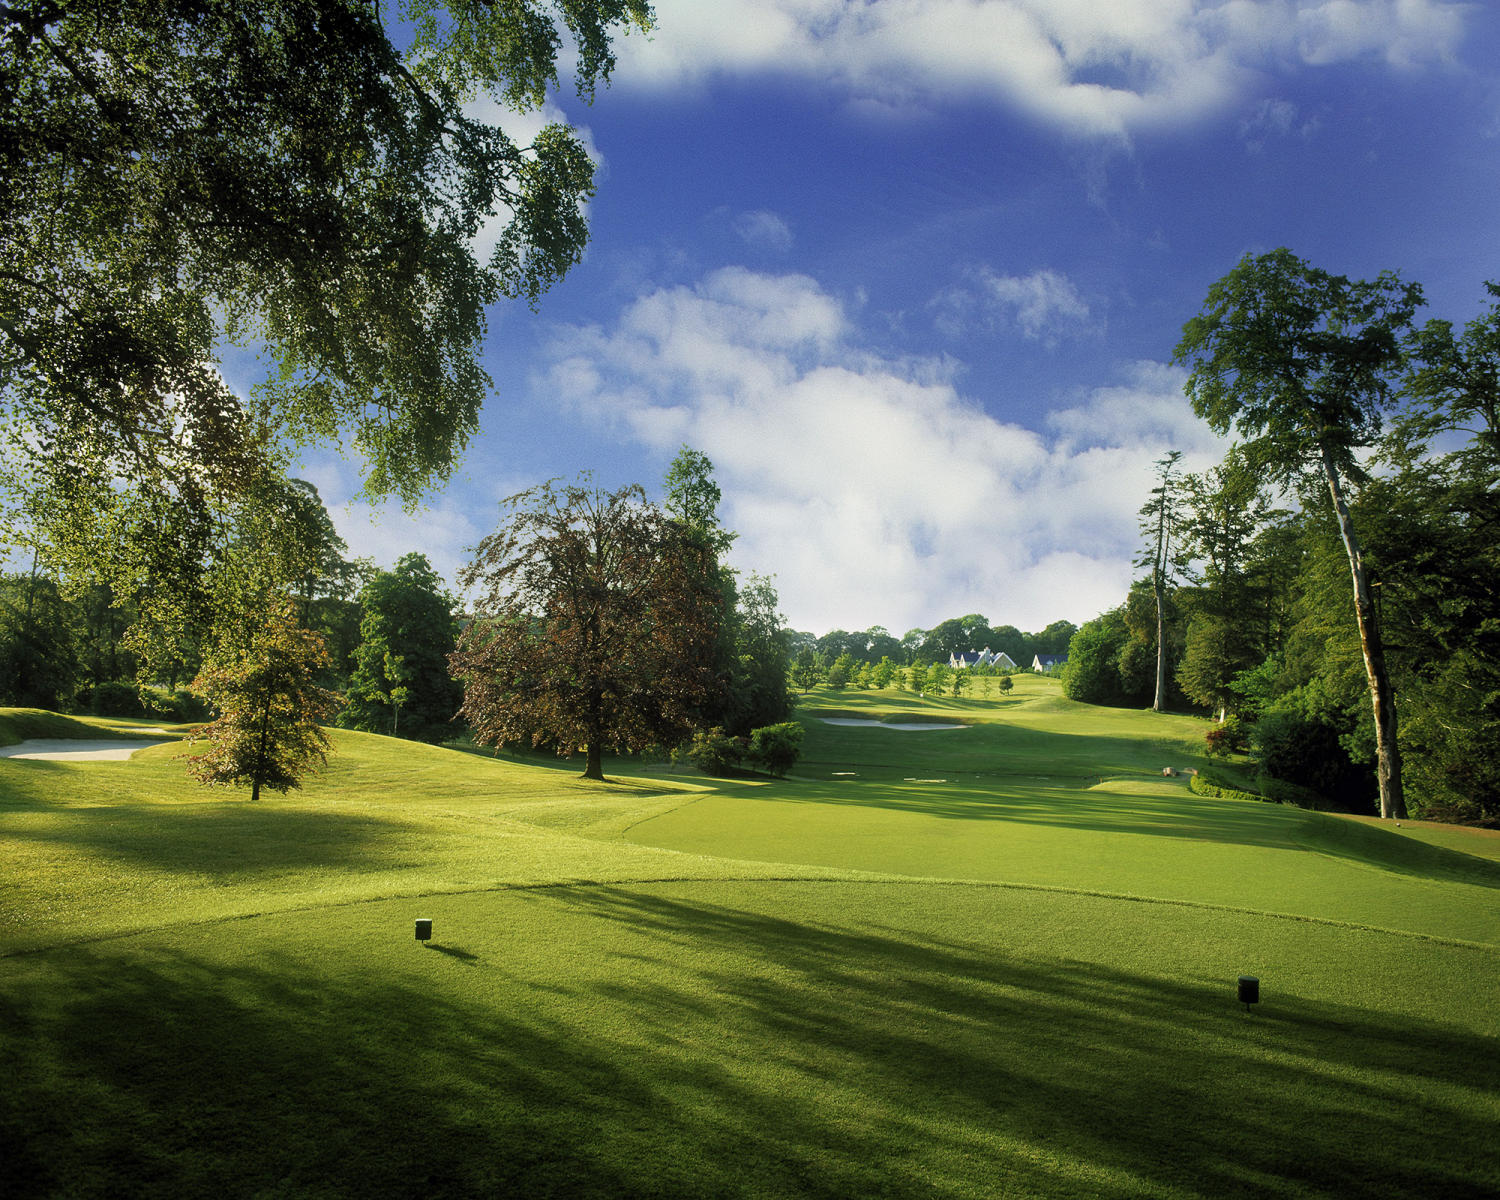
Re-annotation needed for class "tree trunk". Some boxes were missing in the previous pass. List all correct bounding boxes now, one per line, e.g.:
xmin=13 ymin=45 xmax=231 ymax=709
xmin=1153 ymin=571 xmax=1168 ymax=712
xmin=253 ymin=688 xmax=272 ymax=803
xmin=1320 ymin=442 xmax=1406 ymax=820
xmin=581 ymin=692 xmax=604 ymax=781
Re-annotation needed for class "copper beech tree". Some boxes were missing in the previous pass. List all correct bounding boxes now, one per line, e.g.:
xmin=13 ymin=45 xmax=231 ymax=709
xmin=452 ymin=479 xmax=725 ymax=781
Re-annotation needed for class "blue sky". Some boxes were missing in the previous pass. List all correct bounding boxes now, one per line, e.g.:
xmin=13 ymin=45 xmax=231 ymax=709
xmin=300 ymin=0 xmax=1500 ymax=638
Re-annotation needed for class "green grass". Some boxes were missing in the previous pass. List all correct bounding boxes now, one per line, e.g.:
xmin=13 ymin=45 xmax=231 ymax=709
xmin=2 ymin=689 xmax=1497 ymax=1199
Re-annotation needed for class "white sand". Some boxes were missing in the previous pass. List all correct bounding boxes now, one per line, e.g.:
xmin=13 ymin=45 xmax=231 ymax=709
xmin=820 ymin=718 xmax=968 ymax=731
xmin=0 ymin=738 xmax=172 ymax=761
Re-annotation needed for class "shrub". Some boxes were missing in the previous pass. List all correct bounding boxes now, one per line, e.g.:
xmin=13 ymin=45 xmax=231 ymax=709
xmin=687 ymin=727 xmax=746 ymax=776
xmin=1189 ymin=772 xmax=1266 ymax=804
xmin=1253 ymin=773 xmax=1324 ymax=810
xmin=81 ymin=679 xmax=145 ymax=717
xmin=1253 ymin=710 xmax=1376 ymax=813
xmin=747 ymin=722 xmax=803 ymax=777
xmin=1204 ymin=716 xmax=1249 ymax=758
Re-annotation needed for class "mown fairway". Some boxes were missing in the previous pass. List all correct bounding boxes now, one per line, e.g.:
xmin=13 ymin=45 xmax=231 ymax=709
xmin=2 ymin=681 xmax=1497 ymax=1199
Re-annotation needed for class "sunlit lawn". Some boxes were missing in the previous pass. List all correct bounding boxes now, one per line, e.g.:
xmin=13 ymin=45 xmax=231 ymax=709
xmin=2 ymin=683 xmax=1497 ymax=1198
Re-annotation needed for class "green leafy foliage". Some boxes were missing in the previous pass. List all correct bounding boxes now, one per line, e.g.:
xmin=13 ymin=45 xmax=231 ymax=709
xmin=1175 ymin=248 xmax=1423 ymax=820
xmin=339 ymin=553 xmax=462 ymax=743
xmin=1203 ymin=716 xmax=1248 ymax=759
xmin=747 ymin=722 xmax=804 ymax=777
xmin=0 ymin=0 xmax=650 ymax=675
xmin=0 ymin=569 xmax=79 ymax=708
xmin=686 ymin=726 xmax=747 ymax=776
xmin=185 ymin=599 xmax=338 ymax=802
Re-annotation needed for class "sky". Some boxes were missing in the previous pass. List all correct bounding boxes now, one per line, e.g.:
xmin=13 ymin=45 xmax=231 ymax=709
xmin=296 ymin=0 xmax=1500 ymax=639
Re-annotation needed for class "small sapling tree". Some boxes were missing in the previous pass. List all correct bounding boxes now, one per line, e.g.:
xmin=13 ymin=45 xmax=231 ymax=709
xmin=185 ymin=600 xmax=338 ymax=802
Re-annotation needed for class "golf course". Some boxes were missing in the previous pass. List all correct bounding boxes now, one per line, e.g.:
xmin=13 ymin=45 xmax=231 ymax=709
xmin=2 ymin=676 xmax=1497 ymax=1199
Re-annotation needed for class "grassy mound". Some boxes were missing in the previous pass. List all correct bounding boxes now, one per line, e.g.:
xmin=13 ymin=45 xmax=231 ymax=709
xmin=2 ymin=687 xmax=1496 ymax=1198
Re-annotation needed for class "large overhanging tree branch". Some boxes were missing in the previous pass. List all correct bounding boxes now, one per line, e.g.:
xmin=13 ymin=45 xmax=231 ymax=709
xmin=1174 ymin=248 xmax=1423 ymax=820
xmin=0 ymin=0 xmax=651 ymax=628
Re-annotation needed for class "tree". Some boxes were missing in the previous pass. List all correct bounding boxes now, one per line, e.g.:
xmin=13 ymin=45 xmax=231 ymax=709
xmin=864 ymin=626 xmax=904 ymax=664
xmin=1175 ymin=446 xmax=1280 ymax=719
xmin=790 ymin=648 xmax=823 ymax=693
xmin=728 ymin=573 xmax=795 ymax=733
xmin=997 ymin=673 xmax=1014 ymax=695
xmin=1034 ymin=620 xmax=1079 ymax=655
xmin=1061 ymin=610 xmax=1130 ymax=705
xmin=452 ymin=478 xmax=723 ymax=781
xmin=907 ymin=661 xmax=928 ymax=696
xmin=826 ymin=653 xmax=854 ymax=689
xmin=0 ymin=564 xmax=79 ymax=708
xmin=185 ymin=599 xmax=337 ymax=803
xmin=901 ymin=628 xmax=927 ymax=663
xmin=927 ymin=661 xmax=952 ymax=696
xmin=663 ymin=446 xmax=733 ymax=555
xmin=747 ymin=722 xmax=803 ymax=777
xmin=1 ymin=0 xmax=651 ymax=647
xmin=1136 ymin=451 xmax=1187 ymax=712
xmin=663 ymin=447 xmax=744 ymax=732
xmin=1175 ymin=248 xmax=1422 ymax=819
xmin=339 ymin=553 xmax=462 ymax=742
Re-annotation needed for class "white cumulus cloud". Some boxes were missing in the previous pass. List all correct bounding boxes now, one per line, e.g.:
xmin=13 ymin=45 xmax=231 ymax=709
xmin=537 ymin=268 xmax=1226 ymax=635
xmin=615 ymin=0 xmax=1468 ymax=137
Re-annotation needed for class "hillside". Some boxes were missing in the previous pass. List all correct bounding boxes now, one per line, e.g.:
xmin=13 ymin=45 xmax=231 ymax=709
xmin=1 ymin=688 xmax=1496 ymax=1199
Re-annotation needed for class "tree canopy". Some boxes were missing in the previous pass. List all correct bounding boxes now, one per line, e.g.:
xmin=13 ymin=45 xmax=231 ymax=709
xmin=1175 ymin=248 xmax=1420 ymax=820
xmin=339 ymin=552 xmax=462 ymax=742
xmin=0 ymin=0 xmax=652 ymax=648
xmin=452 ymin=478 xmax=723 ymax=780
xmin=185 ymin=598 xmax=338 ymax=802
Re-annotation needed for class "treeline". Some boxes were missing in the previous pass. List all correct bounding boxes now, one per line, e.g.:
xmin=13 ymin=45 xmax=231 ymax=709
xmin=792 ymin=616 xmax=1076 ymax=671
xmin=1064 ymin=254 xmax=1498 ymax=825
xmin=0 ymin=501 xmax=458 ymax=739
xmin=0 ymin=451 xmax=798 ymax=775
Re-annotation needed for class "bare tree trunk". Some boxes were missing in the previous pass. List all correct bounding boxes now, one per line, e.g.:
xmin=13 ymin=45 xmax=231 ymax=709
xmin=1320 ymin=443 xmax=1406 ymax=820
xmin=1153 ymin=571 xmax=1168 ymax=712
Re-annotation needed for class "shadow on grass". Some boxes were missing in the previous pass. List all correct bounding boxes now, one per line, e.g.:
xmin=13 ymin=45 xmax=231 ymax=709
xmin=797 ymin=718 xmax=1203 ymax=785
xmin=2 ymin=887 xmax=1496 ymax=1199
xmin=737 ymin=770 xmax=1500 ymax=889
xmin=0 ymin=801 xmax=401 ymax=876
xmin=424 ymin=943 xmax=481 ymax=964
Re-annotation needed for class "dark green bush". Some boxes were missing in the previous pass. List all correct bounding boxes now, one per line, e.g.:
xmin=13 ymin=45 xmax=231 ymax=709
xmin=80 ymin=680 xmax=146 ymax=717
xmin=1252 ymin=710 xmax=1376 ymax=813
xmin=687 ymin=727 xmax=747 ymax=776
xmin=1204 ymin=715 xmax=1249 ymax=758
xmin=747 ymin=722 xmax=803 ymax=777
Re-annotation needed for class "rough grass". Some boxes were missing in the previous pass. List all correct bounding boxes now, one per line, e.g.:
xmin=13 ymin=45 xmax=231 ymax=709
xmin=2 ymin=689 xmax=1497 ymax=1199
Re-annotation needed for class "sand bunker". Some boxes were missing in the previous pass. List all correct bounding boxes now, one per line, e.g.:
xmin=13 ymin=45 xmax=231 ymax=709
xmin=0 ymin=738 xmax=171 ymax=761
xmin=820 ymin=718 xmax=968 ymax=731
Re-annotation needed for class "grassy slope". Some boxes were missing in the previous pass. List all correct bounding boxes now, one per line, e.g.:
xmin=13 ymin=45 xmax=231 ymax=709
xmin=626 ymin=683 xmax=1500 ymax=944
xmin=2 ymin=690 xmax=1497 ymax=1199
